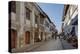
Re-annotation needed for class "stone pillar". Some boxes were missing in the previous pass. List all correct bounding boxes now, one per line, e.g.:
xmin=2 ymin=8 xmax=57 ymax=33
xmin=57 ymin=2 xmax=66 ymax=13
xmin=37 ymin=15 xmax=41 ymax=40
xmin=16 ymin=2 xmax=25 ymax=48
xmin=30 ymin=7 xmax=35 ymax=44
xmin=45 ymin=32 xmax=46 ymax=41
xmin=42 ymin=31 xmax=45 ymax=41
xmin=43 ymin=18 xmax=47 ymax=41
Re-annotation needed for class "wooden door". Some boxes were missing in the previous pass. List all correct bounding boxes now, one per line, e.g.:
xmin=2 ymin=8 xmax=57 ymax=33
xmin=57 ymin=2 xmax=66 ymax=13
xmin=11 ymin=29 xmax=17 ymax=49
xmin=25 ymin=31 xmax=30 ymax=44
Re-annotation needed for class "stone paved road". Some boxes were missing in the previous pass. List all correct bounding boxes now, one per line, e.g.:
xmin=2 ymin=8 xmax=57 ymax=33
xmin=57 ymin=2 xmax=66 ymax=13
xmin=31 ymin=37 xmax=63 ymax=51
xmin=61 ymin=38 xmax=76 ymax=49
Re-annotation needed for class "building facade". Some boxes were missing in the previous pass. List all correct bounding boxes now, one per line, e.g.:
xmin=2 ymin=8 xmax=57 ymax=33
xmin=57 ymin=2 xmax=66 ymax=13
xmin=62 ymin=5 xmax=78 ymax=40
xmin=9 ymin=1 xmax=56 ymax=52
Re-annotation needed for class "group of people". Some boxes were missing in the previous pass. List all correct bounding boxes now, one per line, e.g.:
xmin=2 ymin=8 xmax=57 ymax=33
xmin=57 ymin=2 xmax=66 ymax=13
xmin=52 ymin=32 xmax=60 ymax=40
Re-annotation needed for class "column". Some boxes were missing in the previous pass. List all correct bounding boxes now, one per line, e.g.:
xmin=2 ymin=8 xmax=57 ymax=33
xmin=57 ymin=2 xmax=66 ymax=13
xmin=16 ymin=2 xmax=25 ymax=48
xmin=37 ymin=15 xmax=41 ymax=41
xmin=30 ymin=7 xmax=35 ymax=44
xmin=42 ymin=31 xmax=45 ymax=41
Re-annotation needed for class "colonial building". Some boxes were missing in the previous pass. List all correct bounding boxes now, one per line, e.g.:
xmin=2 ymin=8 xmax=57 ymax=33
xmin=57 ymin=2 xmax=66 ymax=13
xmin=62 ymin=5 xmax=78 ymax=39
xmin=50 ymin=22 xmax=56 ymax=38
xmin=9 ymin=1 xmax=56 ymax=52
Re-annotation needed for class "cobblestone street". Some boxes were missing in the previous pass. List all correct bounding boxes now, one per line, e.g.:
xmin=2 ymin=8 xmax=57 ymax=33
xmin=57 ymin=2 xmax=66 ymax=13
xmin=12 ymin=36 xmax=76 ymax=53
xmin=31 ymin=37 xmax=63 ymax=51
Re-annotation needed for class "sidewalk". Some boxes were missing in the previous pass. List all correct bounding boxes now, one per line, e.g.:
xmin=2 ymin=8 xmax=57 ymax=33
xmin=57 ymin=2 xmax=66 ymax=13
xmin=60 ymin=38 xmax=76 ymax=50
xmin=12 ymin=41 xmax=47 ymax=53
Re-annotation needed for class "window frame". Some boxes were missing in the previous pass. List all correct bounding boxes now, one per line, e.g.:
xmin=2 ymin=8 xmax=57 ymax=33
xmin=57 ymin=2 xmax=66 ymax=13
xmin=25 ymin=7 xmax=31 ymax=20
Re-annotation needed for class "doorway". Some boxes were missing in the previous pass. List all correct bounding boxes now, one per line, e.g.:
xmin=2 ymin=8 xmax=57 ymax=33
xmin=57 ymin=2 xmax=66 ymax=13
xmin=25 ymin=31 xmax=30 ymax=44
xmin=11 ymin=29 xmax=17 ymax=49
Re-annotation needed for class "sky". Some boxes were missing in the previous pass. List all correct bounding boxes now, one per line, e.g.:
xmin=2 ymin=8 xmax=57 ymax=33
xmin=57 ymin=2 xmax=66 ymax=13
xmin=38 ymin=3 xmax=64 ymax=33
